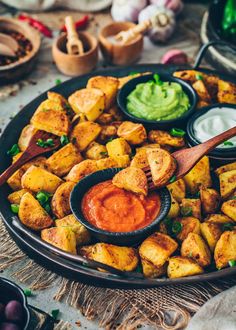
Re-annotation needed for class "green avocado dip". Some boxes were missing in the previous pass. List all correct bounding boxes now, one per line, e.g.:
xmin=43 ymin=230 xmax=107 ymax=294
xmin=126 ymin=77 xmax=190 ymax=121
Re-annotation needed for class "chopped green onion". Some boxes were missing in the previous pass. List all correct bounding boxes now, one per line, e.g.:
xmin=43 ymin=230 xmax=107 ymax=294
xmin=188 ymin=251 xmax=193 ymax=258
xmin=153 ymin=73 xmax=163 ymax=85
xmin=36 ymin=191 xmax=51 ymax=205
xmin=195 ymin=74 xmax=203 ymax=80
xmin=7 ymin=144 xmax=20 ymax=157
xmin=60 ymin=135 xmax=69 ymax=146
xmin=169 ymin=175 xmax=176 ymax=183
xmin=222 ymin=223 xmax=235 ymax=231
xmin=46 ymin=138 xmax=54 ymax=146
xmin=55 ymin=79 xmax=62 ymax=85
xmin=223 ymin=141 xmax=234 ymax=146
xmin=11 ymin=204 xmax=19 ymax=214
xmin=230 ymin=196 xmax=236 ymax=200
xmin=24 ymin=288 xmax=32 ymax=297
xmin=180 ymin=206 xmax=192 ymax=216
xmin=229 ymin=260 xmax=236 ymax=267
xmin=170 ymin=128 xmax=186 ymax=137
xmin=36 ymin=138 xmax=54 ymax=148
xmin=36 ymin=139 xmax=44 ymax=147
xmin=51 ymin=309 xmax=60 ymax=319
xmin=172 ymin=221 xmax=183 ymax=234
xmin=44 ymin=203 xmax=51 ymax=213
xmin=129 ymin=71 xmax=139 ymax=76
xmin=100 ymin=151 xmax=108 ymax=156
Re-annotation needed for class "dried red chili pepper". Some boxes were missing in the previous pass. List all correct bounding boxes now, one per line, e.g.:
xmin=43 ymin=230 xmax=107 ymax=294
xmin=61 ymin=15 xmax=89 ymax=32
xmin=18 ymin=14 xmax=53 ymax=38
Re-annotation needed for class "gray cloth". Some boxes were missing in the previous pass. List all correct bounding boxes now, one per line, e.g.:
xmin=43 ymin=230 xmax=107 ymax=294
xmin=187 ymin=285 xmax=236 ymax=330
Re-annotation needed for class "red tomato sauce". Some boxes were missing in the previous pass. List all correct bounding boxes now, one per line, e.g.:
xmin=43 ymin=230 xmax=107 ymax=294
xmin=81 ymin=180 xmax=161 ymax=232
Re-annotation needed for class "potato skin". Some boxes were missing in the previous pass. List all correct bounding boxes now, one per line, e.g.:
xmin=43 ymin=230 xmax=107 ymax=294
xmin=214 ymin=230 xmax=236 ymax=269
xmin=66 ymin=160 xmax=98 ymax=182
xmin=19 ymin=192 xmax=53 ymax=231
xmin=176 ymin=217 xmax=201 ymax=242
xmin=18 ymin=124 xmax=38 ymax=151
xmin=71 ymin=121 xmax=101 ymax=151
xmin=148 ymin=129 xmax=185 ymax=148
xmin=51 ymin=182 xmax=75 ymax=218
xmin=130 ymin=149 xmax=149 ymax=168
xmin=167 ymin=256 xmax=203 ymax=278
xmin=41 ymin=227 xmax=77 ymax=254
xmin=215 ymin=162 xmax=236 ymax=176
xmin=117 ymin=121 xmax=147 ymax=145
xmin=181 ymin=233 xmax=211 ymax=267
xmin=221 ymin=199 xmax=236 ymax=221
xmin=200 ymin=185 xmax=220 ymax=214
xmin=180 ymin=198 xmax=201 ymax=220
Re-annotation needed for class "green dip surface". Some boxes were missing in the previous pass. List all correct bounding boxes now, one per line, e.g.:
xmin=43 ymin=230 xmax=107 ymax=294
xmin=126 ymin=81 xmax=190 ymax=121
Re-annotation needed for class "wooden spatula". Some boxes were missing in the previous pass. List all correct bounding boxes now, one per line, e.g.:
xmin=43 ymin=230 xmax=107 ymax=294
xmin=0 ymin=130 xmax=60 ymax=186
xmin=143 ymin=126 xmax=236 ymax=189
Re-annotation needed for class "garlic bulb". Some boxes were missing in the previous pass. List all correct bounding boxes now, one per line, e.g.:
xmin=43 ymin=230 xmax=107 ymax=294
xmin=111 ymin=0 xmax=147 ymax=22
xmin=149 ymin=0 xmax=184 ymax=15
xmin=138 ymin=5 xmax=176 ymax=43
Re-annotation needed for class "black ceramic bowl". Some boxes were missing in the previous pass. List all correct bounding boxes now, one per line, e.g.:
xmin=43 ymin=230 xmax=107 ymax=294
xmin=186 ymin=103 xmax=236 ymax=164
xmin=70 ymin=168 xmax=171 ymax=246
xmin=117 ymin=73 xmax=198 ymax=130
xmin=0 ymin=277 xmax=30 ymax=330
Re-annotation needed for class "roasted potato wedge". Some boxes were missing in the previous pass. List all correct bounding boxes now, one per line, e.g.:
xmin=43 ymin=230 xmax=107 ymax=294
xmin=192 ymin=80 xmax=211 ymax=103
xmin=181 ymin=233 xmax=211 ymax=267
xmin=214 ymin=230 xmax=236 ymax=269
xmin=85 ymin=142 xmax=107 ymax=160
xmin=148 ymin=129 xmax=185 ymax=148
xmin=176 ymin=217 xmax=201 ymax=242
xmin=98 ymin=124 xmax=117 ymax=143
xmin=21 ymin=165 xmax=63 ymax=194
xmin=47 ymin=91 xmax=70 ymax=109
xmin=173 ymin=70 xmax=205 ymax=84
xmin=106 ymin=137 xmax=131 ymax=160
xmin=217 ymin=80 xmax=236 ymax=104
xmin=146 ymin=148 xmax=176 ymax=187
xmin=41 ymin=227 xmax=77 ymax=254
xmin=51 ymin=182 xmax=75 ymax=218
xmin=80 ymin=243 xmax=139 ymax=271
xmin=114 ymin=155 xmax=131 ymax=168
xmin=8 ymin=189 xmax=30 ymax=204
xmin=141 ymin=259 xmax=167 ymax=278
xmin=19 ymin=192 xmax=53 ymax=230
xmin=221 ymin=199 xmax=236 ymax=221
xmin=180 ymin=198 xmax=201 ymax=220
xmin=71 ymin=121 xmax=101 ymax=151
xmin=87 ymin=76 xmax=118 ymax=109
xmin=130 ymin=149 xmax=148 ymax=168
xmin=46 ymin=143 xmax=83 ymax=177
xmin=205 ymin=214 xmax=234 ymax=224
xmin=167 ymin=194 xmax=180 ymax=219
xmin=66 ymin=160 xmax=98 ymax=182
xmin=18 ymin=124 xmax=38 ymax=151
xmin=96 ymin=157 xmax=117 ymax=170
xmin=219 ymin=170 xmax=236 ymax=199
xmin=200 ymin=222 xmax=222 ymax=252
xmin=200 ymin=185 xmax=220 ymax=214
xmin=117 ymin=121 xmax=147 ymax=145
xmin=139 ymin=232 xmax=178 ymax=268
xmin=215 ymin=162 xmax=236 ymax=176
xmin=167 ymin=179 xmax=186 ymax=203
xmin=167 ymin=256 xmax=204 ymax=278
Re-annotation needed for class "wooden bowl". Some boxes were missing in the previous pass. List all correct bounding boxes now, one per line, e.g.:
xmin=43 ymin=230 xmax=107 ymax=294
xmin=99 ymin=22 xmax=143 ymax=66
xmin=52 ymin=32 xmax=98 ymax=76
xmin=0 ymin=17 xmax=41 ymax=84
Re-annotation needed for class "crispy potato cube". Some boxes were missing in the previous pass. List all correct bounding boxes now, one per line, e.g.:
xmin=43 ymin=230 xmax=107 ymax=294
xmin=51 ymin=182 xmax=75 ymax=218
xmin=106 ymin=105 xmax=123 ymax=121
xmin=8 ymin=189 xmax=29 ymax=204
xmin=33 ymin=99 xmax=64 ymax=115
xmin=112 ymin=167 xmax=148 ymax=195
xmin=173 ymin=70 xmax=205 ymax=83
xmin=21 ymin=165 xmax=63 ymax=194
xmin=192 ymin=80 xmax=211 ymax=103
xmin=221 ymin=199 xmax=236 ymax=221
xmin=176 ymin=217 xmax=201 ymax=242
xmin=200 ymin=222 xmax=222 ymax=252
xmin=85 ymin=142 xmax=107 ymax=160
xmin=55 ymin=214 xmax=90 ymax=245
xmin=215 ymin=162 xmax=236 ymax=176
xmin=19 ymin=192 xmax=53 ymax=230
xmin=97 ymin=112 xmax=113 ymax=125
xmin=139 ymin=232 xmax=178 ymax=268
xmin=167 ymin=256 xmax=203 ymax=278
xmin=147 ymin=148 xmax=176 ymax=187
xmin=167 ymin=179 xmax=186 ymax=203
xmin=96 ymin=157 xmax=117 ymax=170
xmin=214 ymin=230 xmax=236 ymax=269
xmin=219 ymin=170 xmax=236 ymax=199
xmin=87 ymin=76 xmax=118 ymax=109
xmin=106 ymin=138 xmax=131 ymax=161
xmin=66 ymin=160 xmax=98 ymax=182
xmin=181 ymin=233 xmax=211 ymax=267
xmin=46 ymin=143 xmax=83 ymax=177
xmin=141 ymin=259 xmax=167 ymax=278
xmin=130 ymin=149 xmax=148 ymax=168
xmin=47 ymin=91 xmax=69 ymax=108
xmin=217 ymin=80 xmax=236 ymax=104
xmin=80 ymin=243 xmax=139 ymax=271
xmin=18 ymin=124 xmax=38 ymax=151
xmin=71 ymin=121 xmax=101 ymax=151
xmin=167 ymin=194 xmax=180 ymax=219
xmin=200 ymin=185 xmax=220 ymax=214
xmin=206 ymin=214 xmax=234 ymax=224
xmin=183 ymin=156 xmax=212 ymax=194
xmin=117 ymin=121 xmax=147 ymax=145
xmin=114 ymin=155 xmax=130 ymax=168
xmin=41 ymin=227 xmax=77 ymax=254
xmin=148 ymin=129 xmax=185 ymax=148
xmin=97 ymin=125 xmax=117 ymax=143
xmin=180 ymin=198 xmax=201 ymax=220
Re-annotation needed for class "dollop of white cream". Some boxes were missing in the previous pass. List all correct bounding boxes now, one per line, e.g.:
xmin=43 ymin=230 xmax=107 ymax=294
xmin=193 ymin=107 xmax=236 ymax=148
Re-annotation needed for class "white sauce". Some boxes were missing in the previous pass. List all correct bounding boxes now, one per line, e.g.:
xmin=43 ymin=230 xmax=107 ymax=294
xmin=193 ymin=107 xmax=236 ymax=148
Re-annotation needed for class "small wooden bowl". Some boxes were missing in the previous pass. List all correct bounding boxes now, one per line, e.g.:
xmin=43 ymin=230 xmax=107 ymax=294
xmin=52 ymin=32 xmax=98 ymax=76
xmin=0 ymin=17 xmax=41 ymax=84
xmin=99 ymin=22 xmax=143 ymax=66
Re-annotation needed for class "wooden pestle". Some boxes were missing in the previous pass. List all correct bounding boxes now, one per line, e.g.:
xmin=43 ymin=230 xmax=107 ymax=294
xmin=115 ymin=20 xmax=152 ymax=44
xmin=65 ymin=16 xmax=84 ymax=55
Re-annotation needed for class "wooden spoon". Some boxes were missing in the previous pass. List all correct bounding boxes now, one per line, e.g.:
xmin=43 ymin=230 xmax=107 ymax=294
xmin=0 ymin=33 xmax=18 ymax=57
xmin=65 ymin=16 xmax=84 ymax=55
xmin=0 ymin=130 xmax=60 ymax=187
xmin=144 ymin=126 xmax=236 ymax=189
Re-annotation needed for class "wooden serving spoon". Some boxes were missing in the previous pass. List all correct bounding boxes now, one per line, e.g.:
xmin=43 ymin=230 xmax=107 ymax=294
xmin=0 ymin=130 xmax=60 ymax=187
xmin=0 ymin=32 xmax=18 ymax=57
xmin=144 ymin=126 xmax=236 ymax=189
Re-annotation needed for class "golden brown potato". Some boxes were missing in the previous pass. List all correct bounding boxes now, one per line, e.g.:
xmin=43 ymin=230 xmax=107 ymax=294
xmin=46 ymin=143 xmax=83 ymax=177
xmin=148 ymin=130 xmax=185 ymax=148
xmin=180 ymin=198 xmax=201 ymax=220
xmin=217 ymin=80 xmax=236 ymax=104
xmin=8 ymin=189 xmax=30 ymax=204
xmin=196 ymin=100 xmax=211 ymax=109
xmin=106 ymin=137 xmax=131 ymax=161
xmin=21 ymin=165 xmax=63 ymax=194
xmin=139 ymin=232 xmax=178 ymax=268
xmin=112 ymin=167 xmax=148 ymax=196
xmin=66 ymin=160 xmax=98 ymax=182
xmin=146 ymin=148 xmax=177 ymax=187
xmin=18 ymin=124 xmax=38 ymax=151
xmin=167 ymin=194 xmax=180 ymax=219
xmin=33 ymin=99 xmax=64 ymax=115
xmin=41 ymin=227 xmax=77 ymax=254
xmin=55 ymin=214 xmax=90 ymax=245
xmin=106 ymin=105 xmax=123 ymax=121
xmin=214 ymin=230 xmax=236 ymax=269
xmin=181 ymin=233 xmax=211 ymax=267
xmin=183 ymin=156 xmax=212 ymax=194
xmin=204 ymin=75 xmax=219 ymax=99
xmin=114 ymin=155 xmax=130 ymax=168
xmin=219 ymin=170 xmax=236 ymax=199
xmin=200 ymin=222 xmax=222 ymax=252
xmin=141 ymin=259 xmax=167 ymax=278
xmin=87 ymin=76 xmax=119 ymax=109
xmin=117 ymin=121 xmax=147 ymax=145
xmin=80 ymin=243 xmax=139 ymax=271
xmin=130 ymin=149 xmax=148 ymax=168
xmin=221 ymin=199 xmax=236 ymax=221
xmin=19 ymin=192 xmax=53 ymax=230
xmin=51 ymin=182 xmax=75 ymax=218
xmin=96 ymin=157 xmax=117 ymax=170
xmin=173 ymin=70 xmax=205 ymax=84
xmin=98 ymin=124 xmax=117 ymax=143
xmin=167 ymin=256 xmax=204 ymax=278
xmin=68 ymin=88 xmax=105 ymax=121
xmin=47 ymin=91 xmax=70 ymax=109
xmin=96 ymin=112 xmax=113 ymax=125
xmin=192 ymin=80 xmax=211 ymax=103
xmin=167 ymin=179 xmax=186 ymax=203
xmin=176 ymin=217 xmax=201 ymax=242
xmin=206 ymin=214 xmax=234 ymax=224
xmin=215 ymin=162 xmax=236 ymax=176
xmin=85 ymin=142 xmax=107 ymax=160
xmin=71 ymin=121 xmax=101 ymax=151
xmin=200 ymin=185 xmax=220 ymax=214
